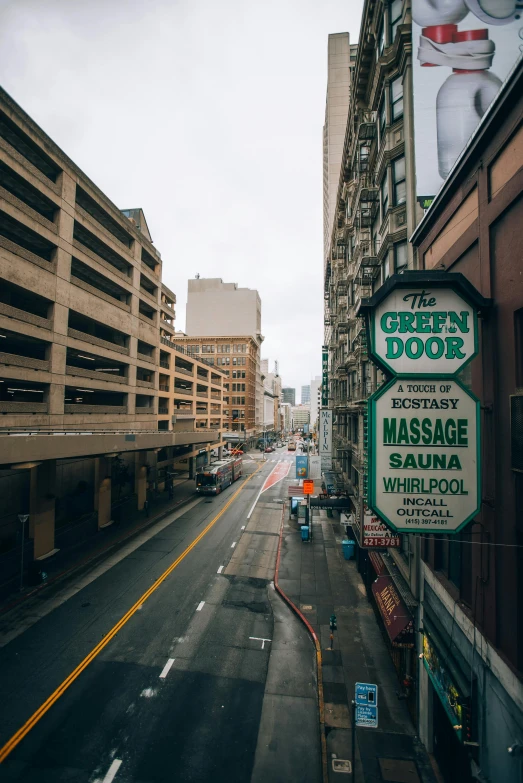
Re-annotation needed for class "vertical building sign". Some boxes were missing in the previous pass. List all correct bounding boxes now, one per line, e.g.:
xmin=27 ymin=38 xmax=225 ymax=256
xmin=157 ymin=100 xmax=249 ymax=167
xmin=322 ymin=346 xmax=329 ymax=407
xmin=320 ymin=409 xmax=332 ymax=471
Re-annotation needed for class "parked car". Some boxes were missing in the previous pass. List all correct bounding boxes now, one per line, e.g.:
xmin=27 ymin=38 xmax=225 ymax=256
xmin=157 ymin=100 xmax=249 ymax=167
xmin=230 ymin=448 xmax=244 ymax=455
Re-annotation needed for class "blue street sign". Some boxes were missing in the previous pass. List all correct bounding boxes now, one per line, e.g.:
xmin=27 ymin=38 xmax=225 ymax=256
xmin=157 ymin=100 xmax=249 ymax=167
xmin=355 ymin=682 xmax=378 ymax=707
xmin=355 ymin=704 xmax=378 ymax=728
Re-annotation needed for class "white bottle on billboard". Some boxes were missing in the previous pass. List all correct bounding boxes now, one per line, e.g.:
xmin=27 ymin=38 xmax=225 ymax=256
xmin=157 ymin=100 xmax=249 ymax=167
xmin=436 ymin=29 xmax=501 ymax=178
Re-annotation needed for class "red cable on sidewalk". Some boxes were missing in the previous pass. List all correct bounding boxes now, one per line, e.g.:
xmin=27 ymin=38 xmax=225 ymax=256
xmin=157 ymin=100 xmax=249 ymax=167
xmin=274 ymin=504 xmax=328 ymax=783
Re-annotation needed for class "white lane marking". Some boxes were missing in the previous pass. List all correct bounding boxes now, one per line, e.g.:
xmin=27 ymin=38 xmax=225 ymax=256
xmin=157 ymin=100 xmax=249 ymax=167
xmin=241 ymin=525 xmax=245 ymax=530
xmin=101 ymin=759 xmax=122 ymax=783
xmin=0 ymin=497 xmax=204 ymax=649
xmin=217 ymin=565 xmax=224 ymax=574
xmin=247 ymin=486 xmax=264 ymax=519
xmin=196 ymin=601 xmax=205 ymax=611
xmin=159 ymin=658 xmax=175 ymax=679
xmin=140 ymin=687 xmax=157 ymax=698
xmin=231 ymin=541 xmax=237 ymax=548
xmin=249 ymin=636 xmax=272 ymax=650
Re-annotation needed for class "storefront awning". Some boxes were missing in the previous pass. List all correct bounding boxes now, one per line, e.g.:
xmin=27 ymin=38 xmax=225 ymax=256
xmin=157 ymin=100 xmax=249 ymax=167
xmin=372 ymin=575 xmax=414 ymax=647
xmin=369 ymin=551 xmax=387 ymax=576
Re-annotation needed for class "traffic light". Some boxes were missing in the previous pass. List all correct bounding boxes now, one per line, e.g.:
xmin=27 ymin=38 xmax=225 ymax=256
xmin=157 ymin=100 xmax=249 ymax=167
xmin=329 ymin=614 xmax=337 ymax=631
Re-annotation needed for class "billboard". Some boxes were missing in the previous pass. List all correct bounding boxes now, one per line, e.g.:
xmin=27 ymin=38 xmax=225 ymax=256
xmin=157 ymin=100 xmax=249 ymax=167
xmin=319 ymin=410 xmax=333 ymax=471
xmin=309 ymin=456 xmax=322 ymax=479
xmin=296 ymin=455 xmax=309 ymax=479
xmin=412 ymin=1 xmax=522 ymax=202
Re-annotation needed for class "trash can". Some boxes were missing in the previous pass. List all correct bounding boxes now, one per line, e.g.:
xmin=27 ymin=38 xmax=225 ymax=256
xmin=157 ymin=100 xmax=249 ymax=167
xmin=342 ymin=539 xmax=355 ymax=560
xmin=301 ymin=525 xmax=310 ymax=542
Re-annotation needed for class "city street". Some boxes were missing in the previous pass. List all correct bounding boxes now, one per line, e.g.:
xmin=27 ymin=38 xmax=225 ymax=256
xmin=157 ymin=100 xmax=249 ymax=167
xmin=0 ymin=451 xmax=316 ymax=783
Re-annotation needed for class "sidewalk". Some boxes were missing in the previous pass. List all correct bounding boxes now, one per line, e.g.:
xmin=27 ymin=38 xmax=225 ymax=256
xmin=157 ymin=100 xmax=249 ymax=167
xmin=0 ymin=473 xmax=197 ymax=614
xmin=278 ymin=510 xmax=440 ymax=783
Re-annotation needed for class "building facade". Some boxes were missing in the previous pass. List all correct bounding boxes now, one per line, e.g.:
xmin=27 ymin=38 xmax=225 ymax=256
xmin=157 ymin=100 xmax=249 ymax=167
xmin=281 ymin=402 xmax=292 ymax=434
xmin=323 ymin=33 xmax=358 ymax=270
xmin=261 ymin=358 xmax=282 ymax=434
xmin=0 ymin=88 xmax=223 ymax=592
xmin=291 ymin=405 xmax=310 ymax=432
xmin=411 ymin=59 xmax=523 ymax=783
xmin=172 ymin=334 xmax=260 ymax=446
xmin=281 ymin=387 xmax=296 ymax=406
xmin=185 ymin=277 xmax=264 ymax=434
xmin=301 ymin=384 xmax=310 ymax=404
xmin=324 ymin=7 xmax=523 ymax=780
xmin=310 ymin=376 xmax=322 ymax=431
xmin=322 ymin=0 xmax=422 ymax=746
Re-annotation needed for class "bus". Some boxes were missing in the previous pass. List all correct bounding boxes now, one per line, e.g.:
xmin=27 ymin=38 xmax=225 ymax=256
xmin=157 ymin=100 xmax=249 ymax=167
xmin=195 ymin=456 xmax=243 ymax=494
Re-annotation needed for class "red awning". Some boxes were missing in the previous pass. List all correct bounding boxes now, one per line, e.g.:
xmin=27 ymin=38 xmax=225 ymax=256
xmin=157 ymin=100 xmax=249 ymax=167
xmin=369 ymin=551 xmax=387 ymax=576
xmin=372 ymin=576 xmax=413 ymax=644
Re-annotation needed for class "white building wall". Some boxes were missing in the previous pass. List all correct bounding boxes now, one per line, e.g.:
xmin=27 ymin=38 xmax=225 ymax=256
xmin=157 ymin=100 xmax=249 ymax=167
xmin=186 ymin=278 xmax=261 ymax=338
xmin=323 ymin=34 xmax=353 ymax=266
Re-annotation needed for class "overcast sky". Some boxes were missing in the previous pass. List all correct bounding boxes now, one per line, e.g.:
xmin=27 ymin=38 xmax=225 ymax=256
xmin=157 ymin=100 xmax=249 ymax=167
xmin=0 ymin=0 xmax=363 ymax=401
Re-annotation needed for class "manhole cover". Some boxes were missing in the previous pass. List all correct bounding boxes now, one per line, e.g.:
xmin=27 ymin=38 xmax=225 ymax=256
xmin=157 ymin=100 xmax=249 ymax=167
xmin=378 ymin=758 xmax=420 ymax=783
xmin=332 ymin=759 xmax=351 ymax=773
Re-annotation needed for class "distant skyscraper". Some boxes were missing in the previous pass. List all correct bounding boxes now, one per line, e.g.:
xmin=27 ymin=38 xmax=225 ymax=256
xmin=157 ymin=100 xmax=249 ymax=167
xmin=282 ymin=387 xmax=296 ymax=406
xmin=301 ymin=385 xmax=311 ymax=404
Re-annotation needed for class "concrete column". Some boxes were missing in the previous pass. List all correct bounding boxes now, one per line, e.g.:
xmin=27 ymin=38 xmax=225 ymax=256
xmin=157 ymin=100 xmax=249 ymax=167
xmin=188 ymin=457 xmax=195 ymax=479
xmin=135 ymin=452 xmax=148 ymax=510
xmin=94 ymin=456 xmax=112 ymax=529
xmin=29 ymin=460 xmax=57 ymax=559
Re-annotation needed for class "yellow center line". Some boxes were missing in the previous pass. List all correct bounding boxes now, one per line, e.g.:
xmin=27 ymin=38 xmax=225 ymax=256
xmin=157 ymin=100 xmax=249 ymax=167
xmin=0 ymin=463 xmax=263 ymax=764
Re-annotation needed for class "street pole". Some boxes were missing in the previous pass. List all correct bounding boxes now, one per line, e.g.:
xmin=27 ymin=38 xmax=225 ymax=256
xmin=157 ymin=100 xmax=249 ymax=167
xmin=351 ymin=699 xmax=356 ymax=780
xmin=18 ymin=514 xmax=29 ymax=591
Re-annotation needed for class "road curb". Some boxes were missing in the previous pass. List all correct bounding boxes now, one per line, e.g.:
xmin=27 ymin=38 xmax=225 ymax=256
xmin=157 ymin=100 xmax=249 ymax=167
xmin=274 ymin=504 xmax=329 ymax=783
xmin=0 ymin=489 xmax=199 ymax=618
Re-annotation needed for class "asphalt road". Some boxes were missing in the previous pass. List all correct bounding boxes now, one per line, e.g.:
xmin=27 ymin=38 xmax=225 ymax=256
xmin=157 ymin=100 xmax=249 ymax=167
xmin=0 ymin=451 xmax=307 ymax=783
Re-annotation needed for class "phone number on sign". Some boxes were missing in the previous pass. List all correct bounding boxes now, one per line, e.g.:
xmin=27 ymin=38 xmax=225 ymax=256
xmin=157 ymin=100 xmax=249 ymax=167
xmin=363 ymin=537 xmax=400 ymax=547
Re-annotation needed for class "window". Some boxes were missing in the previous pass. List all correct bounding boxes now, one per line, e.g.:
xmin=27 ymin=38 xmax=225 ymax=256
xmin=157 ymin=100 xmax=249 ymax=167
xmin=389 ymin=0 xmax=402 ymax=45
xmin=187 ymin=345 xmax=199 ymax=354
xmin=394 ymin=241 xmax=408 ymax=273
xmin=390 ymin=77 xmax=403 ymax=121
xmin=392 ymin=156 xmax=406 ymax=206
xmin=382 ymin=252 xmax=391 ymax=282
xmin=380 ymin=172 xmax=389 ymax=220
xmin=379 ymin=97 xmax=386 ymax=140
xmin=378 ymin=22 xmax=385 ymax=55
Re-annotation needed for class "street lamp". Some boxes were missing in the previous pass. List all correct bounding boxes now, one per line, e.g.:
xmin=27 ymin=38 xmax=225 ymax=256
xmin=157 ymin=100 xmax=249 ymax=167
xmin=18 ymin=513 xmax=29 ymax=591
